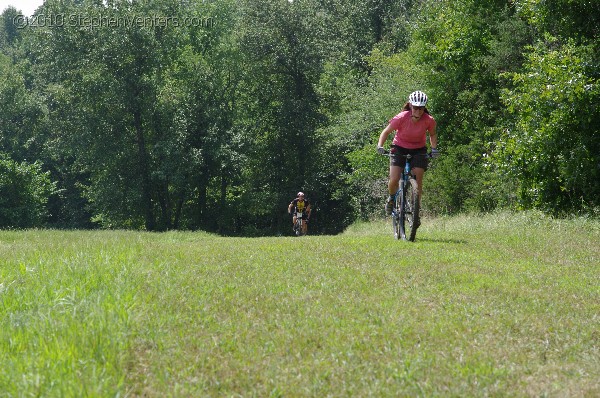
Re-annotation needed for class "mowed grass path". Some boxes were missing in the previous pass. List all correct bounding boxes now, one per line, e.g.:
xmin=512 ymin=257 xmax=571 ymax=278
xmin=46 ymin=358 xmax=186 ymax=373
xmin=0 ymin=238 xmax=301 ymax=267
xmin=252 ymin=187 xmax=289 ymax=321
xmin=1 ymin=212 xmax=598 ymax=397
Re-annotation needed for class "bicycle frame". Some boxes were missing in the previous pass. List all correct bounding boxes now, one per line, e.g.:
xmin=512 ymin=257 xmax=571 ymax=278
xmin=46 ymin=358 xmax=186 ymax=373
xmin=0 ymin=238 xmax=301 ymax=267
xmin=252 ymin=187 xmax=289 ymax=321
xmin=398 ymin=155 xmax=412 ymax=198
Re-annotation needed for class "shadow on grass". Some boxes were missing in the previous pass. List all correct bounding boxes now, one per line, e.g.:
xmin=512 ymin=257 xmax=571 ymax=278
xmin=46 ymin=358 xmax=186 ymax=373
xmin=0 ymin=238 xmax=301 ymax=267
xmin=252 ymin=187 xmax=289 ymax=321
xmin=416 ymin=237 xmax=468 ymax=244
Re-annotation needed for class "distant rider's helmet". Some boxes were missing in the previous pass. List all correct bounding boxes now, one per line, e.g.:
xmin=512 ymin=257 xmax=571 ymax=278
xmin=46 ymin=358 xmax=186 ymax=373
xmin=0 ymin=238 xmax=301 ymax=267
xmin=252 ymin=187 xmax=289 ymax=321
xmin=408 ymin=91 xmax=428 ymax=107
xmin=297 ymin=192 xmax=305 ymax=198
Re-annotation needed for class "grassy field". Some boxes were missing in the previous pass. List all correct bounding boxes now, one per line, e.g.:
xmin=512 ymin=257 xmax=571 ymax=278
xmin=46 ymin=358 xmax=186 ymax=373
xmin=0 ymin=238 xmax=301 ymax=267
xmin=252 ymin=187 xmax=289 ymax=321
xmin=1 ymin=212 xmax=598 ymax=397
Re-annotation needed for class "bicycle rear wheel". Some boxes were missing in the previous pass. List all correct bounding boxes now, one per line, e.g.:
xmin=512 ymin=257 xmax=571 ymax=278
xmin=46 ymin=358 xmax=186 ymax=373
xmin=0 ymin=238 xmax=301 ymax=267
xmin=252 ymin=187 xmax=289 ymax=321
xmin=401 ymin=178 xmax=420 ymax=241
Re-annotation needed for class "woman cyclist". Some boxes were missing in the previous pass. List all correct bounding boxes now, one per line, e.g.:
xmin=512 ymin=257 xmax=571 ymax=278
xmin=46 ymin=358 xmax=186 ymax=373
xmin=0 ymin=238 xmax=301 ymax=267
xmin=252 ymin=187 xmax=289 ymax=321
xmin=376 ymin=91 xmax=439 ymax=215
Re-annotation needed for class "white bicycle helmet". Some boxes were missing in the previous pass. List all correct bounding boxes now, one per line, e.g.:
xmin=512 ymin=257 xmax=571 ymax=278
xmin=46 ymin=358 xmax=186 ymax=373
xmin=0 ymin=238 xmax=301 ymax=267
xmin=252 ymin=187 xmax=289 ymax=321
xmin=408 ymin=91 xmax=428 ymax=107
xmin=297 ymin=191 xmax=305 ymax=197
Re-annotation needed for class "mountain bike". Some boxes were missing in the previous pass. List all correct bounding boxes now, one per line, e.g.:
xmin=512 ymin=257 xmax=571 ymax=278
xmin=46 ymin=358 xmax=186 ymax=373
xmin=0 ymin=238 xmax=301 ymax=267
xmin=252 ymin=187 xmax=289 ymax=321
xmin=381 ymin=151 xmax=432 ymax=241
xmin=293 ymin=211 xmax=307 ymax=236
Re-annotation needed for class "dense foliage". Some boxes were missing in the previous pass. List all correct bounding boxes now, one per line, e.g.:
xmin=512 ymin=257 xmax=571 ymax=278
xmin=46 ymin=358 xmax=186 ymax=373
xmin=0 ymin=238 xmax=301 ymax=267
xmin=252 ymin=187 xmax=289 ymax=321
xmin=1 ymin=0 xmax=598 ymax=233
xmin=0 ymin=154 xmax=55 ymax=227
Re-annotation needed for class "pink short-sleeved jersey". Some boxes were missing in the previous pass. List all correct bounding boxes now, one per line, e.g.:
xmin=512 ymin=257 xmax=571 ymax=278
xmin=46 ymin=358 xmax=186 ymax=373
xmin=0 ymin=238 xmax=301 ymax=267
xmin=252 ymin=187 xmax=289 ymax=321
xmin=389 ymin=111 xmax=436 ymax=149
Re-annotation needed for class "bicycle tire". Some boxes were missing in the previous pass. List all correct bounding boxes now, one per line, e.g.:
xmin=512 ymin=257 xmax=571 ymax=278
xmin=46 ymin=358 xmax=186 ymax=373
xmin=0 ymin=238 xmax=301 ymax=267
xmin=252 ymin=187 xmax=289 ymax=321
xmin=405 ymin=178 xmax=421 ymax=241
xmin=399 ymin=182 xmax=408 ymax=240
xmin=295 ymin=219 xmax=303 ymax=236
xmin=392 ymin=190 xmax=402 ymax=240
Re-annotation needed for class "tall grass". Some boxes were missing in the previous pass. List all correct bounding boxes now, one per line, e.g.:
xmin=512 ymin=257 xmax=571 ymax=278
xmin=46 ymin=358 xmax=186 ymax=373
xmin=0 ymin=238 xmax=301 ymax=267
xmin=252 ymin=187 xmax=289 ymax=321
xmin=1 ymin=212 xmax=598 ymax=397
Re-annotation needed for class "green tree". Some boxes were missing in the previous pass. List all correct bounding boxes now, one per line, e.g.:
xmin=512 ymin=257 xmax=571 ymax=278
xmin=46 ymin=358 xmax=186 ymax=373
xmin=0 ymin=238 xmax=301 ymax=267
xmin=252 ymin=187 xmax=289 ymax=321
xmin=233 ymin=0 xmax=328 ymax=234
xmin=513 ymin=0 xmax=599 ymax=43
xmin=495 ymin=1 xmax=599 ymax=214
xmin=0 ymin=54 xmax=40 ymax=160
xmin=0 ymin=7 xmax=23 ymax=53
xmin=0 ymin=154 xmax=56 ymax=228
xmin=499 ymin=37 xmax=599 ymax=213
xmin=25 ymin=0 xmax=238 ymax=230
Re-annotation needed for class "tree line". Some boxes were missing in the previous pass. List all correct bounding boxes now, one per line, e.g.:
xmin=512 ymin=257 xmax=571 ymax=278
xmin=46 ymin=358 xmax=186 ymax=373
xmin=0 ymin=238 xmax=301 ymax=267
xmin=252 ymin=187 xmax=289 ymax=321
xmin=1 ymin=0 xmax=598 ymax=234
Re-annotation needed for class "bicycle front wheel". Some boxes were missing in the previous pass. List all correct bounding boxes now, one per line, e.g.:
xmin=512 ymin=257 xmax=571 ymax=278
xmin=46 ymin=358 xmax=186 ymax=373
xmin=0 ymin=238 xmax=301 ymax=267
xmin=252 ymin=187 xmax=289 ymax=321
xmin=392 ymin=189 xmax=402 ymax=240
xmin=295 ymin=219 xmax=305 ymax=236
xmin=402 ymin=178 xmax=420 ymax=241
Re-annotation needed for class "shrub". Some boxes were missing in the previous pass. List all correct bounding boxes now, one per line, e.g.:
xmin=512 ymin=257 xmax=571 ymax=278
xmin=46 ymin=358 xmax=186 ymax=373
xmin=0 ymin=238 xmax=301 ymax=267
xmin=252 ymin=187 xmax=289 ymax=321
xmin=0 ymin=155 xmax=56 ymax=228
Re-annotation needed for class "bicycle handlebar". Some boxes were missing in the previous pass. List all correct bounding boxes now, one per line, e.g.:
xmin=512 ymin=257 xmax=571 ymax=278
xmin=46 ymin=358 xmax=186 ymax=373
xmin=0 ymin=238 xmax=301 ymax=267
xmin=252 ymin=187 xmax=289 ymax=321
xmin=379 ymin=149 xmax=434 ymax=159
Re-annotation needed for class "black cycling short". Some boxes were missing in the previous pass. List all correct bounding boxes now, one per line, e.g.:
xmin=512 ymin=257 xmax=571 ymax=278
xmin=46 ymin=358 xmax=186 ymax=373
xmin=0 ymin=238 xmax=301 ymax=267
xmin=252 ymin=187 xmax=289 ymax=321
xmin=390 ymin=145 xmax=428 ymax=171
